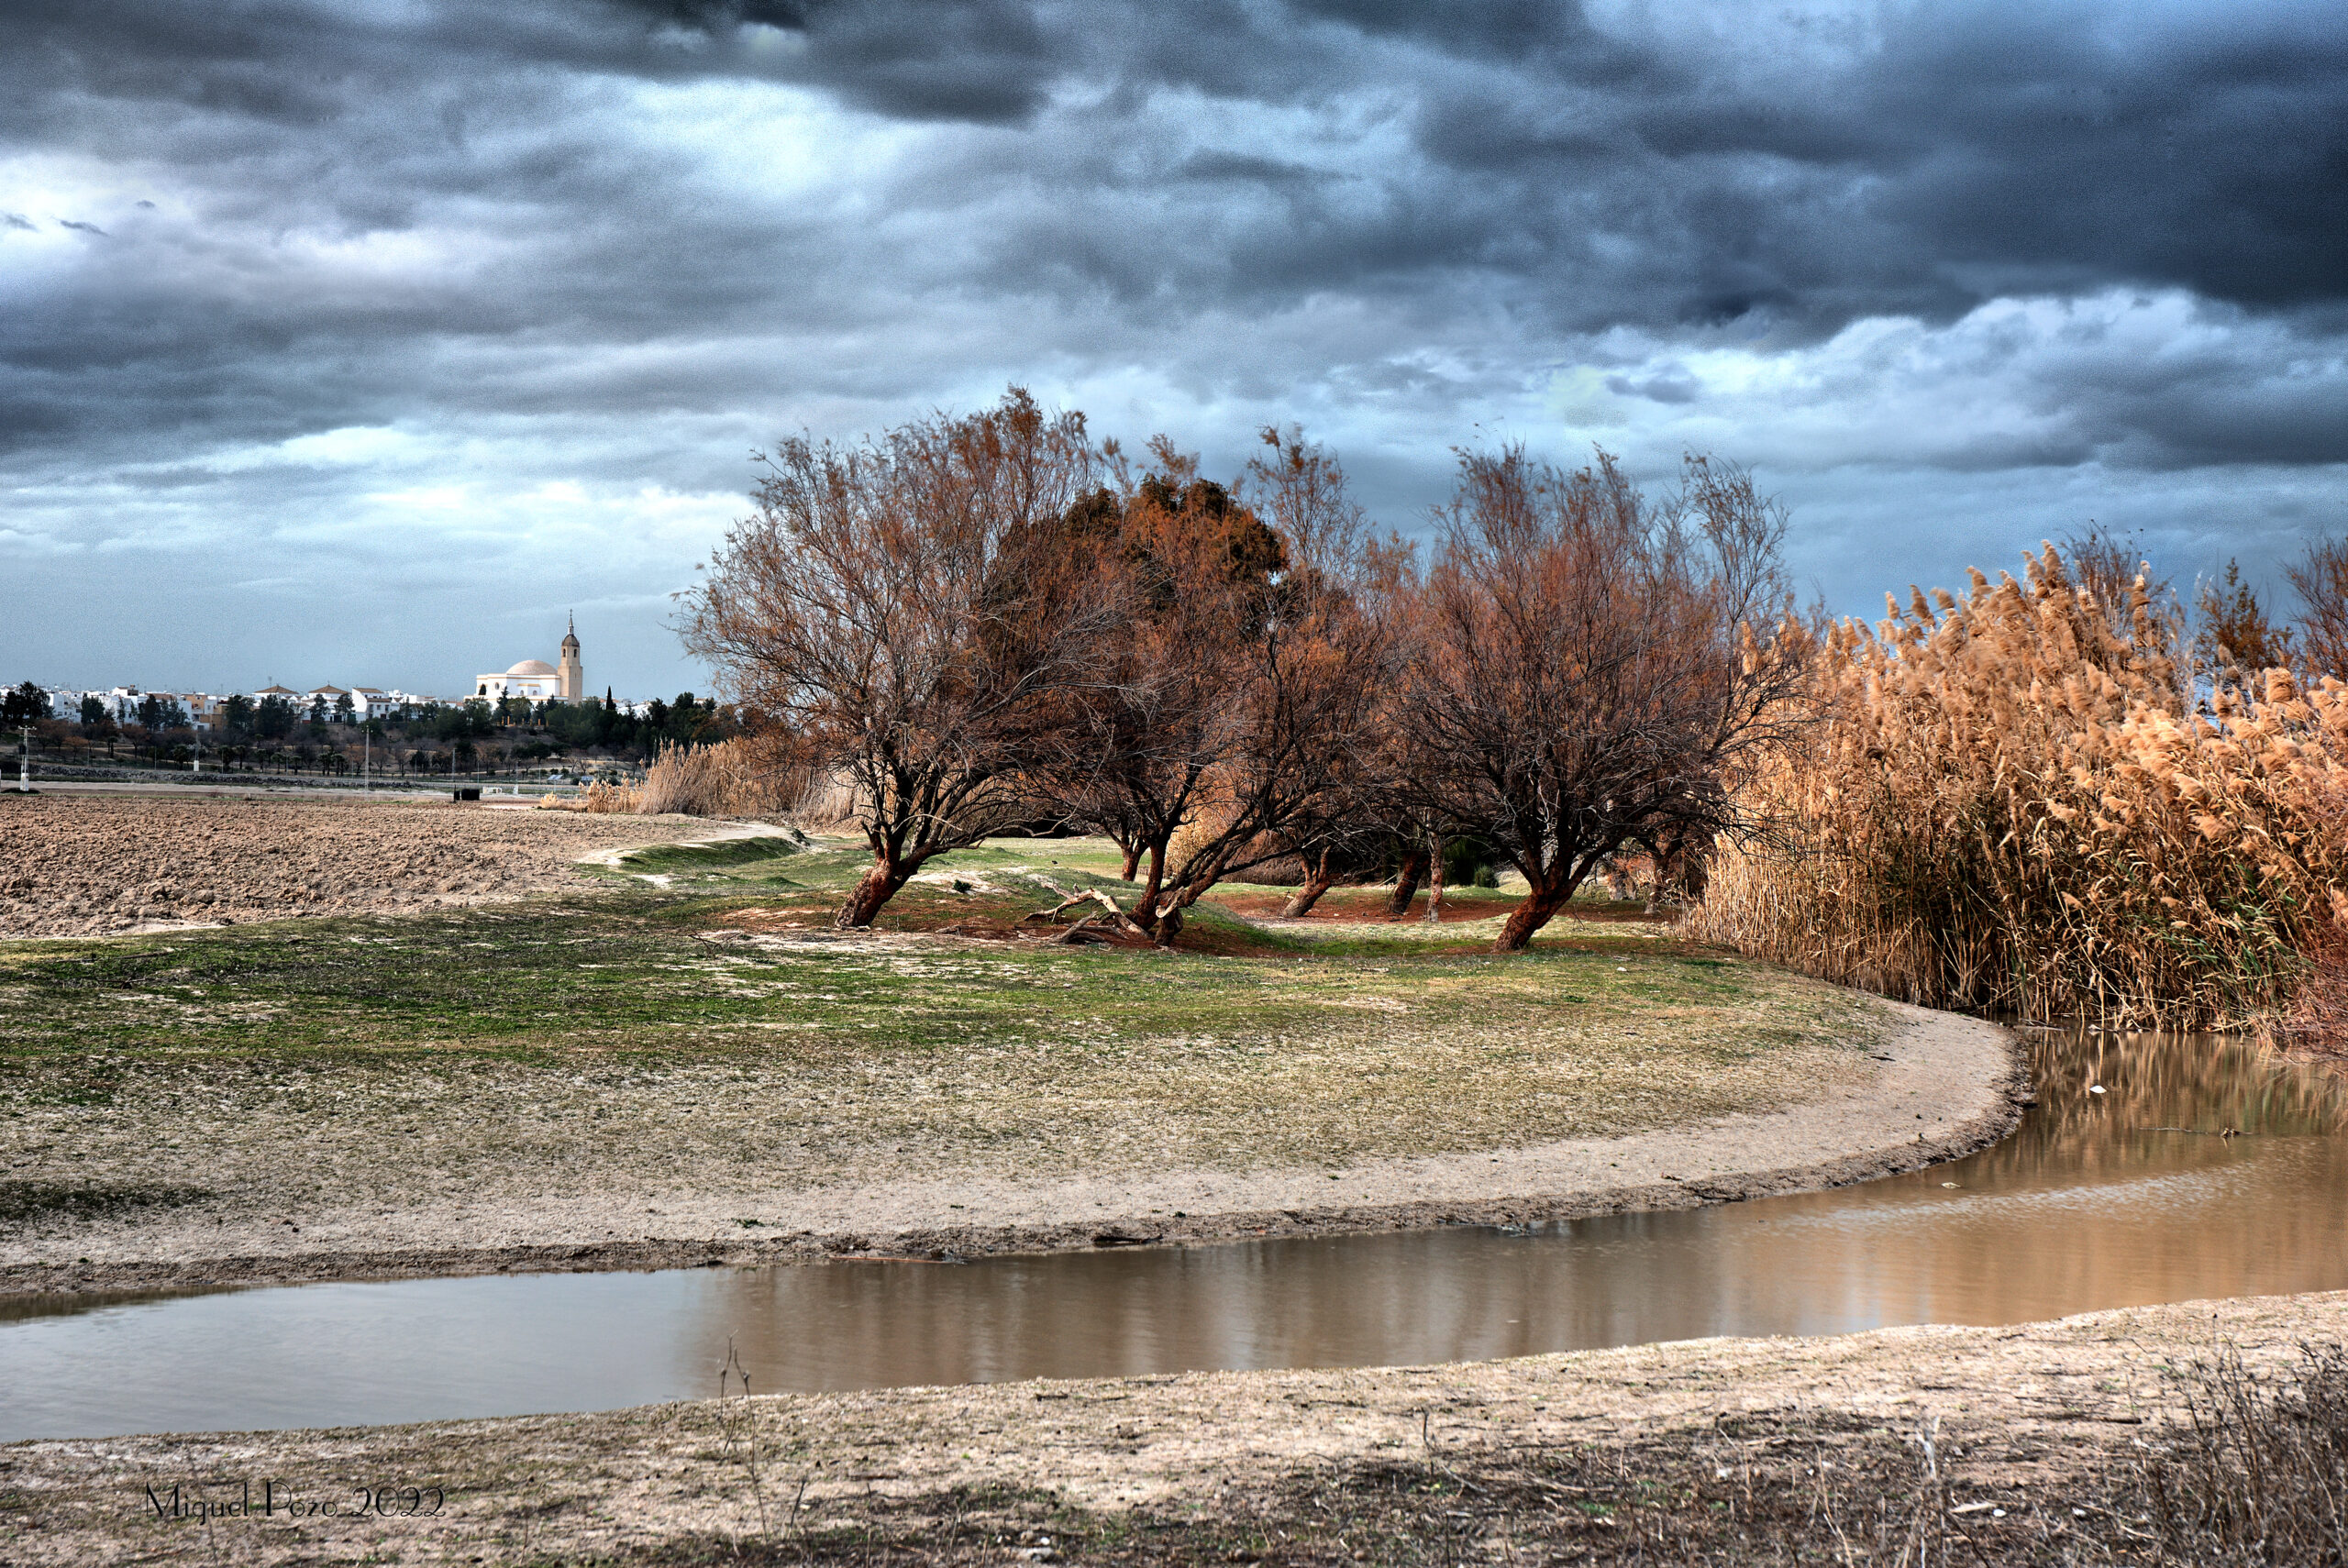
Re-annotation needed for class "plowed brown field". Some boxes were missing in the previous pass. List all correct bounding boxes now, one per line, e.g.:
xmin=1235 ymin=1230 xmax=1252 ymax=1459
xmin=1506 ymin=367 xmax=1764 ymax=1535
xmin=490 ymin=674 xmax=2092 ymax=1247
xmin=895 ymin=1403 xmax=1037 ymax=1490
xmin=0 ymin=790 xmax=705 ymax=937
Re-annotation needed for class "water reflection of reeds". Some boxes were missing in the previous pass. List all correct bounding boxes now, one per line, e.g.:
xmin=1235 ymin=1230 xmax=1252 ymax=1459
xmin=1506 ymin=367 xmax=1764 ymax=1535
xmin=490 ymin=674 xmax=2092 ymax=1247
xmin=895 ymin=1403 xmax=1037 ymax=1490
xmin=1946 ymin=1025 xmax=2348 ymax=1221
xmin=2021 ymin=1027 xmax=2348 ymax=1137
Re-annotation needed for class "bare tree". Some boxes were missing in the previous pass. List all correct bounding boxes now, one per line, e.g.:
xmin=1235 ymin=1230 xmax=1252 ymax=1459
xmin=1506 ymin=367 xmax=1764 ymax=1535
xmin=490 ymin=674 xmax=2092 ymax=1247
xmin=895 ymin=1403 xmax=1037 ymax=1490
xmin=2057 ymin=523 xmax=2183 ymax=658
xmin=1390 ymin=447 xmax=1804 ymax=952
xmin=2287 ymin=536 xmax=2348 ymax=683
xmin=682 ymin=389 xmax=1117 ymax=929
xmin=1241 ymin=427 xmax=1394 ymax=920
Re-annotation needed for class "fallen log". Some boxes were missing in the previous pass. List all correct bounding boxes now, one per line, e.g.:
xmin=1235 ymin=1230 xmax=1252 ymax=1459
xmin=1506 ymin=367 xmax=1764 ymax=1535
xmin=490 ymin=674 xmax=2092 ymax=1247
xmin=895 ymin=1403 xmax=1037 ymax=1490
xmin=1024 ymin=876 xmax=1150 ymax=937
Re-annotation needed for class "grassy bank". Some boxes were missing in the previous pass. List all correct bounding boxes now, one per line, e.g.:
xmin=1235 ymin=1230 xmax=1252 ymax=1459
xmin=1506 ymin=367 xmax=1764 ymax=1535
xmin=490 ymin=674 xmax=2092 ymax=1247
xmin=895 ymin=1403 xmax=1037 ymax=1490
xmin=0 ymin=836 xmax=1887 ymax=1241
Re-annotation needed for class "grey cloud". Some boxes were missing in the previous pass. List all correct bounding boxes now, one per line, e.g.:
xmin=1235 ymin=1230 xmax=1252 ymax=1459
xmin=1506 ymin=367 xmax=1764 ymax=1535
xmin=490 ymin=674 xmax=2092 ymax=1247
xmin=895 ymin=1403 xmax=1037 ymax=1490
xmin=1 ymin=0 xmax=2343 ymax=696
xmin=2096 ymin=374 xmax=2348 ymax=471
xmin=1606 ymin=367 xmax=1700 ymax=405
xmin=1859 ymin=8 xmax=2348 ymax=313
xmin=1175 ymin=151 xmax=1335 ymax=188
xmin=9 ymin=2 xmax=2341 ymax=326
xmin=770 ymin=0 xmax=1064 ymax=123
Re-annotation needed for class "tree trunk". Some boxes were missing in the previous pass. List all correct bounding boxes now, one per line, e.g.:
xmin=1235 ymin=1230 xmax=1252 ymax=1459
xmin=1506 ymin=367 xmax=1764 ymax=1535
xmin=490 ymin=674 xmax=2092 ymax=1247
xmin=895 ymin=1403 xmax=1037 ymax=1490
xmin=1387 ymin=848 xmax=1427 ymax=918
xmin=1422 ymin=834 xmax=1446 ymax=923
xmin=1281 ymin=849 xmax=1337 ymax=918
xmin=1128 ymin=842 xmax=1169 ymax=940
xmin=1495 ymin=878 xmax=1572 ymax=952
xmin=835 ymin=856 xmax=909 ymax=929
xmin=1118 ymin=842 xmax=1142 ymax=881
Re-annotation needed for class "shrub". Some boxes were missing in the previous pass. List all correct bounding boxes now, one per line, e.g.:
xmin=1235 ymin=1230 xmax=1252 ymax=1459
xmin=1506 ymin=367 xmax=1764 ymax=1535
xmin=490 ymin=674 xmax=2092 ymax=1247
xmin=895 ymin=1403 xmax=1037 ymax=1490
xmin=2140 ymin=1342 xmax=2348 ymax=1563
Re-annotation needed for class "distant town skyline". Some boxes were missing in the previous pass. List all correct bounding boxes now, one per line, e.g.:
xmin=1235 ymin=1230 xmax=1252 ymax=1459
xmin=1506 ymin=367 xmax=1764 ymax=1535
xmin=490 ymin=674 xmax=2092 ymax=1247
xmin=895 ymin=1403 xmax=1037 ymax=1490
xmin=6 ymin=614 xmax=695 ymax=706
xmin=5 ymin=1 xmax=2343 ymax=691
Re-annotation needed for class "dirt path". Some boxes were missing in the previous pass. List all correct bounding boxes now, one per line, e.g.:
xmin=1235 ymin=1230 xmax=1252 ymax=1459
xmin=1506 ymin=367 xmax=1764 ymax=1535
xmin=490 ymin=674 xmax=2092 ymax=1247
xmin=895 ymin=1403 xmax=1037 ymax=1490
xmin=6 ymin=1288 xmax=2334 ymax=1564
xmin=1 ymin=1003 xmax=2020 ymax=1296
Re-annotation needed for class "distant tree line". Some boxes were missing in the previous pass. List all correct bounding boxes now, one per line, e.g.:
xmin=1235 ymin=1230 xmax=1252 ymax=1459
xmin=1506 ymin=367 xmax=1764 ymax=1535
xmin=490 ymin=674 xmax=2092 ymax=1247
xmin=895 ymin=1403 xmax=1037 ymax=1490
xmin=0 ymin=679 xmax=734 ymax=779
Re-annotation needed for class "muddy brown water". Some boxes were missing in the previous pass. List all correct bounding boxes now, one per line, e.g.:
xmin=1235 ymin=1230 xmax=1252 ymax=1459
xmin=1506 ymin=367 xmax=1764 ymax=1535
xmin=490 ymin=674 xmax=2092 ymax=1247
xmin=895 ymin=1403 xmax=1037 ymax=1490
xmin=5 ymin=1028 xmax=2345 ymax=1441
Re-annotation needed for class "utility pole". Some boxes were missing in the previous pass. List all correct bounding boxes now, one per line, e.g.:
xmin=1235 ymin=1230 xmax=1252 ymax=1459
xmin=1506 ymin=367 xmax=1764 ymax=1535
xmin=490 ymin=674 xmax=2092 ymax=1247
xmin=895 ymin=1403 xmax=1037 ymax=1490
xmin=16 ymin=724 xmax=28 ymax=791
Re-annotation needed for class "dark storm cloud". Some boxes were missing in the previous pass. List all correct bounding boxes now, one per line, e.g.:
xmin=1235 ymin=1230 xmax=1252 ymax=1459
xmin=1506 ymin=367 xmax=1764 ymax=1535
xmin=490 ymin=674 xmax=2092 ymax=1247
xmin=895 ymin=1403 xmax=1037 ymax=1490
xmin=7 ymin=0 xmax=2342 ymax=344
xmin=1607 ymin=367 xmax=1700 ymax=406
xmin=1861 ymin=7 xmax=2348 ymax=313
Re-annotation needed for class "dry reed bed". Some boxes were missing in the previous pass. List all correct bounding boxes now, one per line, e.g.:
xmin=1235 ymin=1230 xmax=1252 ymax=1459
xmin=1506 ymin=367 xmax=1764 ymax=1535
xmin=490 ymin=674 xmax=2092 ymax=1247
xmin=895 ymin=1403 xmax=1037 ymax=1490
xmin=1694 ymin=547 xmax=2348 ymax=1030
xmin=568 ymin=735 xmax=842 ymax=822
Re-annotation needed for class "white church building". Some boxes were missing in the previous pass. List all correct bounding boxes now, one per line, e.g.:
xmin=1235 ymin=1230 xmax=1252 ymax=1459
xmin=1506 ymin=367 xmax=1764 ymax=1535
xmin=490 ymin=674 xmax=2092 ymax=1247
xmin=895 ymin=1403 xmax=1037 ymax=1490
xmin=474 ymin=617 xmax=586 ymax=704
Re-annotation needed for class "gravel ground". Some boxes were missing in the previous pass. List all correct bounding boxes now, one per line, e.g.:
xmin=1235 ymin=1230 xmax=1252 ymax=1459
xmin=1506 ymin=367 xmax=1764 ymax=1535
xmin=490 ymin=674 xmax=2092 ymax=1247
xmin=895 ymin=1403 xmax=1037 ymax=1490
xmin=4 ymin=1289 xmax=2337 ymax=1565
xmin=0 ymin=790 xmax=726 ymax=936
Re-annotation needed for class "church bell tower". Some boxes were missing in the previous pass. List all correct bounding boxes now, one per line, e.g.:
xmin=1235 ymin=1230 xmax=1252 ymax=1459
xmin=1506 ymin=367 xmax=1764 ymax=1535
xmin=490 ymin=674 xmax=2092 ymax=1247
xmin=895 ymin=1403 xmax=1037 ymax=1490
xmin=559 ymin=613 xmax=584 ymax=702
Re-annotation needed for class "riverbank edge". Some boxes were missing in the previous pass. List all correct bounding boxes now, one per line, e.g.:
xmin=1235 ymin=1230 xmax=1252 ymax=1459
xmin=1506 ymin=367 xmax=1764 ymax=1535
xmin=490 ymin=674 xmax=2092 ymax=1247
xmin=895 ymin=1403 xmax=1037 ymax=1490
xmin=6 ymin=1289 xmax=2338 ymax=1567
xmin=0 ymin=1004 xmax=2026 ymax=1298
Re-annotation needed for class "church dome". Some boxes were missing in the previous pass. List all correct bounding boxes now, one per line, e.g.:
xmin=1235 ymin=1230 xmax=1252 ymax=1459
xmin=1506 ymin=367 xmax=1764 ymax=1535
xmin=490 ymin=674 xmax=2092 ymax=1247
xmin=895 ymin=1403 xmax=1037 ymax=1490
xmin=506 ymin=658 xmax=558 ymax=677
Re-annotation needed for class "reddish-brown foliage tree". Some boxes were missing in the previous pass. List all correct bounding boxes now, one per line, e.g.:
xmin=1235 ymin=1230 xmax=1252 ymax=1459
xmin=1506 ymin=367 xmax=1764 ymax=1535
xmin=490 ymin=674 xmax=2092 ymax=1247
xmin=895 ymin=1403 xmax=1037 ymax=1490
xmin=1052 ymin=436 xmax=1391 ymax=944
xmin=2196 ymin=558 xmax=2294 ymax=690
xmin=681 ymin=389 xmax=1118 ymax=928
xmin=1389 ymin=447 xmax=1804 ymax=952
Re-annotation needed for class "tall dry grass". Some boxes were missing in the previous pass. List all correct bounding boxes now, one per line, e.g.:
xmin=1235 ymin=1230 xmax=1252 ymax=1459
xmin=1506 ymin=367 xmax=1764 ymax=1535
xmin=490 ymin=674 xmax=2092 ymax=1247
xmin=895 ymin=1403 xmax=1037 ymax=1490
xmin=564 ymin=736 xmax=814 ymax=821
xmin=1691 ymin=547 xmax=2348 ymax=1027
xmin=642 ymin=736 xmax=815 ymax=819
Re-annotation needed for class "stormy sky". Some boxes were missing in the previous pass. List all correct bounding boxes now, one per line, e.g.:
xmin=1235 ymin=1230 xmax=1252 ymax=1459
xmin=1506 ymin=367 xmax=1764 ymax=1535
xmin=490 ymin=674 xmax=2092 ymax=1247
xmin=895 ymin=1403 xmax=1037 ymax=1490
xmin=4 ymin=0 xmax=2344 ymax=698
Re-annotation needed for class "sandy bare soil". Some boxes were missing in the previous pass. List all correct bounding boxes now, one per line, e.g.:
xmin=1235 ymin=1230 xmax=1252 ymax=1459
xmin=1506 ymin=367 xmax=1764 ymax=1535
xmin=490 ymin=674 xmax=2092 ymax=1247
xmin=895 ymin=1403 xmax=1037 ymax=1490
xmin=5 ymin=1288 xmax=2335 ymax=1564
xmin=0 ymin=791 xmax=716 ymax=936
xmin=0 ymin=1003 xmax=2019 ymax=1295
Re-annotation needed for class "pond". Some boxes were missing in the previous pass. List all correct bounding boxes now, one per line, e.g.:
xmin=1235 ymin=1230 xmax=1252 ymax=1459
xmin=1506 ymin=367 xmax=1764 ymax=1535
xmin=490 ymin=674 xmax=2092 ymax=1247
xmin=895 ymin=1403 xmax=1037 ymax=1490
xmin=4 ymin=1026 xmax=2343 ymax=1440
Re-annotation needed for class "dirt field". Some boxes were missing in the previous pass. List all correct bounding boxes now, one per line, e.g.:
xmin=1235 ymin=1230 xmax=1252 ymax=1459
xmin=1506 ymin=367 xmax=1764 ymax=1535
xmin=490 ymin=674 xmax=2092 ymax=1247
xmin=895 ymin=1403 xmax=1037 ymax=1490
xmin=6 ymin=1289 xmax=2338 ymax=1565
xmin=0 ymin=790 xmax=726 ymax=937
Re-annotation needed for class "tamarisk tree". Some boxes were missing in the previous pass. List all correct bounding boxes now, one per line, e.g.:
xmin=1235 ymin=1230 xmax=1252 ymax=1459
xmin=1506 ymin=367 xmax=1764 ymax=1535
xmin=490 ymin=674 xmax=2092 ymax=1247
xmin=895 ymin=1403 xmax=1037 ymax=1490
xmin=1241 ymin=426 xmax=1404 ymax=919
xmin=682 ymin=389 xmax=1116 ymax=929
xmin=1390 ymin=447 xmax=1804 ymax=952
xmin=1052 ymin=435 xmax=1390 ymax=945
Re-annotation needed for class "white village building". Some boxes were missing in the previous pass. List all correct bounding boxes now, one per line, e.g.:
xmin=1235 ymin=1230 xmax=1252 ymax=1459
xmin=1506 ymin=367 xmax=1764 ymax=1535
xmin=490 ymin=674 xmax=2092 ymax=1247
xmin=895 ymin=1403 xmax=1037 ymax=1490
xmin=473 ymin=617 xmax=585 ymax=703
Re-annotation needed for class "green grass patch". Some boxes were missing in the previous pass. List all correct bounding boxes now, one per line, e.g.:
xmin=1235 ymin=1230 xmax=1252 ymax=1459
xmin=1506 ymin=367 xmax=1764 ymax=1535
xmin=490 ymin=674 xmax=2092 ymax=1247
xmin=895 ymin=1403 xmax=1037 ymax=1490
xmin=604 ymin=834 xmax=810 ymax=878
xmin=0 ymin=834 xmax=1892 ymax=1202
